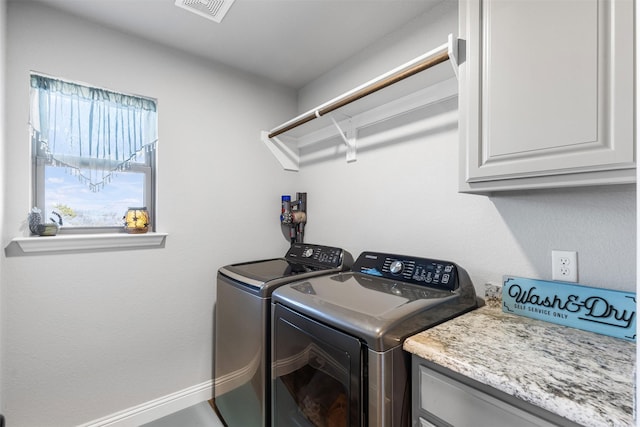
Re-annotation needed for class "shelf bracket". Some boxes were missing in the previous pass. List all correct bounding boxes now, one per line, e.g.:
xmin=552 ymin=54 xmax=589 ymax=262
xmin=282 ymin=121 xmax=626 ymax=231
xmin=448 ymin=33 xmax=459 ymax=80
xmin=327 ymin=114 xmax=357 ymax=163
xmin=261 ymin=131 xmax=299 ymax=171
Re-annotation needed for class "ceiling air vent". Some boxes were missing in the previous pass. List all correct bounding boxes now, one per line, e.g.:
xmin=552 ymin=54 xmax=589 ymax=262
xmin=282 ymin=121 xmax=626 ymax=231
xmin=174 ymin=0 xmax=236 ymax=23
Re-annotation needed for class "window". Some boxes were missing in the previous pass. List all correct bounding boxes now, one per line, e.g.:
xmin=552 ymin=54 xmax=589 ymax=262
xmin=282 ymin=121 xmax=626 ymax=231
xmin=29 ymin=73 xmax=157 ymax=232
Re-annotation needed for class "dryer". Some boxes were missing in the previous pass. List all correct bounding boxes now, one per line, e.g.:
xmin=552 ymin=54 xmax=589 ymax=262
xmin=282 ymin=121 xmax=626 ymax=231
xmin=271 ymin=251 xmax=478 ymax=426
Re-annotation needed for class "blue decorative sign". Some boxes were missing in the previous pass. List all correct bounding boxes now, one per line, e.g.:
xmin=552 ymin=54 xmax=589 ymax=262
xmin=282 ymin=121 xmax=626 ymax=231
xmin=502 ymin=276 xmax=636 ymax=342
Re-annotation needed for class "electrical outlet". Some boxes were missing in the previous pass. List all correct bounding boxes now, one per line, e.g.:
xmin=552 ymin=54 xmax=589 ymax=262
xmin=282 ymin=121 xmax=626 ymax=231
xmin=552 ymin=250 xmax=578 ymax=282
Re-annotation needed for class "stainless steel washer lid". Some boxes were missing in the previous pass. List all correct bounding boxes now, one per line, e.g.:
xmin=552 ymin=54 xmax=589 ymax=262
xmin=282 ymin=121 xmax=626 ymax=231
xmin=219 ymin=258 xmax=309 ymax=285
xmin=272 ymin=252 xmax=477 ymax=351
xmin=218 ymin=243 xmax=353 ymax=295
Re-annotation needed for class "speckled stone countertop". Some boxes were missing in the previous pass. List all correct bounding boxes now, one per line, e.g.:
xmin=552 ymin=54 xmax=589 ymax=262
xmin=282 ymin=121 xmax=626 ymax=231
xmin=404 ymin=290 xmax=635 ymax=427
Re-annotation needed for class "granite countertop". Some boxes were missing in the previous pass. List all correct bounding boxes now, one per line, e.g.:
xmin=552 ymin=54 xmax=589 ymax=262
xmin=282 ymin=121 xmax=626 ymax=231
xmin=404 ymin=297 xmax=635 ymax=427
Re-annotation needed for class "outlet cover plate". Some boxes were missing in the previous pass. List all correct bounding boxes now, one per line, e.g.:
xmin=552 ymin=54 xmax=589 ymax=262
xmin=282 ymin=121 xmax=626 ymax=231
xmin=552 ymin=250 xmax=578 ymax=282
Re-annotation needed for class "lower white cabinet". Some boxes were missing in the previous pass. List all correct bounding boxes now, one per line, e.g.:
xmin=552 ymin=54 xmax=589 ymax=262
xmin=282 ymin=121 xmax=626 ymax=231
xmin=412 ymin=356 xmax=578 ymax=427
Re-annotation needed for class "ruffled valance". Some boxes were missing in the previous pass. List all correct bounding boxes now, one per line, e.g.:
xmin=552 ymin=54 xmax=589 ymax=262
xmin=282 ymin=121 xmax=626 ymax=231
xmin=30 ymin=74 xmax=158 ymax=191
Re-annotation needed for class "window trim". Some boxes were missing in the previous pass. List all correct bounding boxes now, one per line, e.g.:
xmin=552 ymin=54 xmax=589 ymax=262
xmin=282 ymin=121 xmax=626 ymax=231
xmin=33 ymin=146 xmax=157 ymax=234
xmin=29 ymin=72 xmax=158 ymax=234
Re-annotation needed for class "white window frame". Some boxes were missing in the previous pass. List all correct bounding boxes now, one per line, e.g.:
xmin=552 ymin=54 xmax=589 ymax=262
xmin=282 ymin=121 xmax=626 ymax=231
xmin=32 ymin=148 xmax=157 ymax=234
xmin=29 ymin=73 xmax=158 ymax=235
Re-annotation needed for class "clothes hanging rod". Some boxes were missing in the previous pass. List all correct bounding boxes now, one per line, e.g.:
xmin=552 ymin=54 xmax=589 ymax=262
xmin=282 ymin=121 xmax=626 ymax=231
xmin=268 ymin=39 xmax=453 ymax=139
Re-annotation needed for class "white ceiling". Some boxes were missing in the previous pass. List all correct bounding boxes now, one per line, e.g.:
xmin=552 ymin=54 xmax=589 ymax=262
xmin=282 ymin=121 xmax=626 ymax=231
xmin=27 ymin=0 xmax=443 ymax=89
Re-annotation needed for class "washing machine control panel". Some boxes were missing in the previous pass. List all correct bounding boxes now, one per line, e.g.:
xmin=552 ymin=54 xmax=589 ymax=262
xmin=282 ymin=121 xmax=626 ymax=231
xmin=285 ymin=243 xmax=350 ymax=270
xmin=353 ymin=251 xmax=458 ymax=291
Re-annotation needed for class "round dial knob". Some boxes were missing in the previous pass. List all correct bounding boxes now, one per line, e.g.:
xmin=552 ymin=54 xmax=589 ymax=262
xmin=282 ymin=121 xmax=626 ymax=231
xmin=302 ymin=248 xmax=314 ymax=258
xmin=389 ymin=260 xmax=404 ymax=274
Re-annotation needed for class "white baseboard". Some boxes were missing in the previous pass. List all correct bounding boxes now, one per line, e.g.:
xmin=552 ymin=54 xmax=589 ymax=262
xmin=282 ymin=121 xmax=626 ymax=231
xmin=78 ymin=380 xmax=214 ymax=427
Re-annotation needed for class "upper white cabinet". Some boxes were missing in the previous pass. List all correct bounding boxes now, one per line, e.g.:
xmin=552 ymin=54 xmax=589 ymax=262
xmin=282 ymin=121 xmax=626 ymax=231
xmin=459 ymin=0 xmax=635 ymax=193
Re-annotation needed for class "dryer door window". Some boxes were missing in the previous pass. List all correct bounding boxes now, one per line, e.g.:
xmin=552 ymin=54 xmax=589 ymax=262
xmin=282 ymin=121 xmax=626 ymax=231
xmin=272 ymin=304 xmax=362 ymax=427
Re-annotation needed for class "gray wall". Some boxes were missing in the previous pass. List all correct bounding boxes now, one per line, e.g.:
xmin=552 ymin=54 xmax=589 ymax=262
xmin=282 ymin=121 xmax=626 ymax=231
xmin=296 ymin=0 xmax=635 ymax=293
xmin=0 ymin=0 xmax=6 ymax=416
xmin=2 ymin=2 xmax=296 ymax=425
xmin=0 ymin=0 xmax=635 ymax=426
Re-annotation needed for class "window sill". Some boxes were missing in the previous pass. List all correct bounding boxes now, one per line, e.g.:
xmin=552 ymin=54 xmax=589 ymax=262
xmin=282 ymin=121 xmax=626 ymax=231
xmin=6 ymin=232 xmax=168 ymax=256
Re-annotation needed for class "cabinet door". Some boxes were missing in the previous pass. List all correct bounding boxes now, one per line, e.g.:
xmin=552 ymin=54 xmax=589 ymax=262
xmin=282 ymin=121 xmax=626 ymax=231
xmin=459 ymin=0 xmax=635 ymax=192
xmin=415 ymin=361 xmax=562 ymax=427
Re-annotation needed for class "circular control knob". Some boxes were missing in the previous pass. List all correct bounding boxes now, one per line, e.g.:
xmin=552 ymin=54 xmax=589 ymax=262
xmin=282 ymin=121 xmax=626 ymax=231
xmin=389 ymin=260 xmax=404 ymax=274
xmin=302 ymin=248 xmax=314 ymax=258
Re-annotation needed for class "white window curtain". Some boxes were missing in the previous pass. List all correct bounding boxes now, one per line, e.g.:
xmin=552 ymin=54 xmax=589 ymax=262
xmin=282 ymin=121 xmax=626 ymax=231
xmin=29 ymin=74 xmax=158 ymax=192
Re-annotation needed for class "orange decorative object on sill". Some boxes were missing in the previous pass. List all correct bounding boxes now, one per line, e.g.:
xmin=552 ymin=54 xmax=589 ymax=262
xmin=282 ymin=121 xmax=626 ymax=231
xmin=124 ymin=207 xmax=150 ymax=234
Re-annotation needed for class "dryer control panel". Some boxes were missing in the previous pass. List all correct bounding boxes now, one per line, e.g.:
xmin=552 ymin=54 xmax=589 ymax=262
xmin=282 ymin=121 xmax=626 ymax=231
xmin=285 ymin=243 xmax=352 ymax=270
xmin=353 ymin=251 xmax=458 ymax=291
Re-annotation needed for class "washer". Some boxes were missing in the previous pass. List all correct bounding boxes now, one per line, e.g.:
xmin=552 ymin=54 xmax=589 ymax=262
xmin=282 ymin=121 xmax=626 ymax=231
xmin=271 ymin=251 xmax=478 ymax=426
xmin=213 ymin=243 xmax=353 ymax=427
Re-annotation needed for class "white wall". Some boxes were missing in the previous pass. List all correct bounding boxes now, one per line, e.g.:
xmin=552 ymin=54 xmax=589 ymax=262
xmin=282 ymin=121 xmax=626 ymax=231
xmin=0 ymin=0 xmax=6 ymax=416
xmin=636 ymin=2 xmax=640 ymax=426
xmin=0 ymin=0 xmax=636 ymax=425
xmin=2 ymin=2 xmax=297 ymax=425
xmin=296 ymin=0 xmax=636 ymax=293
